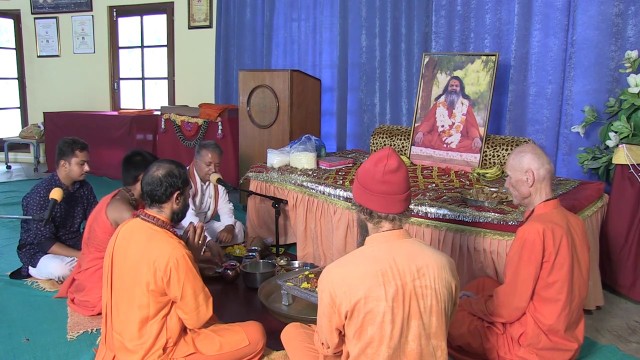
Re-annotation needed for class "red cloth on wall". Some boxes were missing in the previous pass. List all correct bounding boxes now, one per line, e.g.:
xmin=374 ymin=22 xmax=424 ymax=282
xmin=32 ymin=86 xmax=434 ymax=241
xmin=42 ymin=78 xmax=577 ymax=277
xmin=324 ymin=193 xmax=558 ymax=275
xmin=600 ymin=164 xmax=640 ymax=301
xmin=44 ymin=111 xmax=158 ymax=179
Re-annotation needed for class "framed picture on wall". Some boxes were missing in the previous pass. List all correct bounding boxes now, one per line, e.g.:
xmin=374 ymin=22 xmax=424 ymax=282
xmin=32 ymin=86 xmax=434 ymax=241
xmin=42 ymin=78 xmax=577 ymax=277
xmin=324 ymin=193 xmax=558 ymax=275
xmin=34 ymin=17 xmax=60 ymax=57
xmin=31 ymin=0 xmax=93 ymax=15
xmin=409 ymin=52 xmax=499 ymax=171
xmin=188 ymin=0 xmax=213 ymax=29
xmin=72 ymin=15 xmax=95 ymax=54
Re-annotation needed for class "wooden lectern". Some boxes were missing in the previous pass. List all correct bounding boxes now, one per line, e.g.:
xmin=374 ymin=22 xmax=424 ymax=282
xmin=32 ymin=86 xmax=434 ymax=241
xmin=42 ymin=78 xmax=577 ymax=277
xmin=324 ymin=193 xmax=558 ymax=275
xmin=238 ymin=70 xmax=321 ymax=182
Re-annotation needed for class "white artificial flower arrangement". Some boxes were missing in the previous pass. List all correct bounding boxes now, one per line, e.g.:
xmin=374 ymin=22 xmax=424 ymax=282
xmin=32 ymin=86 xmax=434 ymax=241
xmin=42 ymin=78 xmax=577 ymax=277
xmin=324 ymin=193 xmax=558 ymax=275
xmin=571 ymin=50 xmax=640 ymax=182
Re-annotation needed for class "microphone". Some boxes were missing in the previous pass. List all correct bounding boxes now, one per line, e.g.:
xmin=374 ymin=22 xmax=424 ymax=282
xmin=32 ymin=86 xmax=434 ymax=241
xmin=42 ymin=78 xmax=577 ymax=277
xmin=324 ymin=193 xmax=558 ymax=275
xmin=42 ymin=187 xmax=64 ymax=224
xmin=209 ymin=173 xmax=236 ymax=190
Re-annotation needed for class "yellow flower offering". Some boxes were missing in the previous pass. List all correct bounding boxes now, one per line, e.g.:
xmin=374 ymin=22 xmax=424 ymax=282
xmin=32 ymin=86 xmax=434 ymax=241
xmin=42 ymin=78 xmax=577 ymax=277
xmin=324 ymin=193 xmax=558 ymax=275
xmin=225 ymin=244 xmax=247 ymax=256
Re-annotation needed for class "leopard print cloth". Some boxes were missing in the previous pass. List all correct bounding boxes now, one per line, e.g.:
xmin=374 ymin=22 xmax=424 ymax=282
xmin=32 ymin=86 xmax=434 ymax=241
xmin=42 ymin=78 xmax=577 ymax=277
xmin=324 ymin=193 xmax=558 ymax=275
xmin=369 ymin=125 xmax=533 ymax=169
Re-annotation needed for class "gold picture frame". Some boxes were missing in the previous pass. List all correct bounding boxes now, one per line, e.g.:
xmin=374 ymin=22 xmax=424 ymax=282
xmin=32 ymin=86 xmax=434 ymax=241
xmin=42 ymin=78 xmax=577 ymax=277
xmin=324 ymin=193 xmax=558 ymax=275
xmin=409 ymin=52 xmax=498 ymax=171
xmin=188 ymin=0 xmax=213 ymax=29
xmin=34 ymin=17 xmax=60 ymax=57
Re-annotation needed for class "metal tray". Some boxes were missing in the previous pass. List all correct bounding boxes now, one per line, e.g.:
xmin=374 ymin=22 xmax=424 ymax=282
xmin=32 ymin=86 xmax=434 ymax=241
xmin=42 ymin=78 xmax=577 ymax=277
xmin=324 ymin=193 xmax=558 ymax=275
xmin=277 ymin=268 xmax=323 ymax=304
xmin=462 ymin=187 xmax=511 ymax=207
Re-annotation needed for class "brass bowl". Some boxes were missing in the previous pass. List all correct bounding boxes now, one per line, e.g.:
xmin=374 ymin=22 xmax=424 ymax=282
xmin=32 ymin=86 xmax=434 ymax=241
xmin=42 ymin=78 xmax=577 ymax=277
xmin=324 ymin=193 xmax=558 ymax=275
xmin=240 ymin=260 xmax=277 ymax=289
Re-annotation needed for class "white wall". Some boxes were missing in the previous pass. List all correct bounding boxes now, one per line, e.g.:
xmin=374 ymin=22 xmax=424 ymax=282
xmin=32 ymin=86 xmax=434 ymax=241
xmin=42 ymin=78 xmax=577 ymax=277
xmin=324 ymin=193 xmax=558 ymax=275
xmin=0 ymin=0 xmax=218 ymax=163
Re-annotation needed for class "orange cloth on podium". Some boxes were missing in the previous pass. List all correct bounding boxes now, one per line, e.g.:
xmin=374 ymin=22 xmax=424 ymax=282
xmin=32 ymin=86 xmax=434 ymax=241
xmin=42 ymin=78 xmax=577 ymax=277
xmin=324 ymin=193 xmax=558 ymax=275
xmin=281 ymin=229 xmax=459 ymax=360
xmin=95 ymin=215 xmax=265 ymax=360
xmin=448 ymin=199 xmax=590 ymax=360
xmin=56 ymin=190 xmax=120 ymax=316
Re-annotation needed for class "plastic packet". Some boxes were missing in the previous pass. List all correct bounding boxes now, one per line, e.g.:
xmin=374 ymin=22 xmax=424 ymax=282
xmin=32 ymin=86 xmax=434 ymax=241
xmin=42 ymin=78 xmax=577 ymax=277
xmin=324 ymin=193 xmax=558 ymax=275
xmin=267 ymin=147 xmax=290 ymax=168
xmin=290 ymin=135 xmax=318 ymax=169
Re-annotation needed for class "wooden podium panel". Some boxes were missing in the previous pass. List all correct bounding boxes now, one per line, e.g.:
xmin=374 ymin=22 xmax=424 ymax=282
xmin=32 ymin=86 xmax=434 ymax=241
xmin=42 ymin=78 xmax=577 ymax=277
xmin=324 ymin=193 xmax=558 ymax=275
xmin=238 ymin=70 xmax=321 ymax=181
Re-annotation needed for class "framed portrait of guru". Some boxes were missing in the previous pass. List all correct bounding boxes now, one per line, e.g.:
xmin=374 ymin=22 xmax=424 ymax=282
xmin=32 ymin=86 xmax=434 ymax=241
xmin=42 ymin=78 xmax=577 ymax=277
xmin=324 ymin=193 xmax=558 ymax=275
xmin=409 ymin=52 xmax=498 ymax=171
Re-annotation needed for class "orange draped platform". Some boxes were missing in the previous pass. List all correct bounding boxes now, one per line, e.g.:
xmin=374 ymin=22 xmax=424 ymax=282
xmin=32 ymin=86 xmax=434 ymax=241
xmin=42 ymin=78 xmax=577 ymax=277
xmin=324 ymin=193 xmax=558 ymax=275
xmin=245 ymin=151 xmax=606 ymax=310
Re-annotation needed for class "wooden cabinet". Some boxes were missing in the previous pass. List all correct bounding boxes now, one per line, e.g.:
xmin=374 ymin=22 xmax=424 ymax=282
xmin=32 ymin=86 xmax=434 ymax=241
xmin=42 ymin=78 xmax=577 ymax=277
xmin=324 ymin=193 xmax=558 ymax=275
xmin=238 ymin=70 xmax=321 ymax=181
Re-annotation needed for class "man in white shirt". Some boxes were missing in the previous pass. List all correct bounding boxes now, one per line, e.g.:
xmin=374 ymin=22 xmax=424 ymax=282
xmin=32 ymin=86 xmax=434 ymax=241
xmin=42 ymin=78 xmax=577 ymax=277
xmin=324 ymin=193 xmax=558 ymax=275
xmin=176 ymin=140 xmax=244 ymax=244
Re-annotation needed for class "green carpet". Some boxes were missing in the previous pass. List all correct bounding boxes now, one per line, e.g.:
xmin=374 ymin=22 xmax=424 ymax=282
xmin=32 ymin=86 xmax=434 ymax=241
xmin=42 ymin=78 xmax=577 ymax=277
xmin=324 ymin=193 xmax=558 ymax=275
xmin=0 ymin=175 xmax=636 ymax=359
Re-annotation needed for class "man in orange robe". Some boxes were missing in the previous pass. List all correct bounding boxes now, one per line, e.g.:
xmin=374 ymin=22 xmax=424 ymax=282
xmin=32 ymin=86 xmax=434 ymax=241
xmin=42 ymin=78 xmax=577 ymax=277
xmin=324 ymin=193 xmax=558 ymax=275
xmin=281 ymin=147 xmax=460 ymax=359
xmin=448 ymin=143 xmax=590 ymax=359
xmin=56 ymin=150 xmax=157 ymax=315
xmin=96 ymin=160 xmax=266 ymax=360
xmin=413 ymin=76 xmax=482 ymax=153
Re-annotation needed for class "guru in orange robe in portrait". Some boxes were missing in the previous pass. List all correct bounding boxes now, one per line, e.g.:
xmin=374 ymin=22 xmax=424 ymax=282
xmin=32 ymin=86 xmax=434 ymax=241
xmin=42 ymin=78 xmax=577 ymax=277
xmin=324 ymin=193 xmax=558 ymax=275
xmin=56 ymin=190 xmax=121 ymax=316
xmin=448 ymin=199 xmax=590 ymax=360
xmin=96 ymin=215 xmax=265 ymax=360
xmin=414 ymin=98 xmax=482 ymax=153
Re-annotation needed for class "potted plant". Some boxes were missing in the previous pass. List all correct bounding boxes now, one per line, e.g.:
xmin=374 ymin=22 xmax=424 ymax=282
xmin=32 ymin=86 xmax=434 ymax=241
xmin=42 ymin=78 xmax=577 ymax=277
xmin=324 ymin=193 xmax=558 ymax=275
xmin=572 ymin=50 xmax=640 ymax=182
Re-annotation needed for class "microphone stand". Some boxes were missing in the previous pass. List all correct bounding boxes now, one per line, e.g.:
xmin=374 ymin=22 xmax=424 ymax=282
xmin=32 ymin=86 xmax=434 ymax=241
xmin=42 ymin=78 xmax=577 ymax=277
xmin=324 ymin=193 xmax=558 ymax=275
xmin=0 ymin=214 xmax=45 ymax=221
xmin=227 ymin=185 xmax=288 ymax=257
xmin=0 ymin=215 xmax=36 ymax=220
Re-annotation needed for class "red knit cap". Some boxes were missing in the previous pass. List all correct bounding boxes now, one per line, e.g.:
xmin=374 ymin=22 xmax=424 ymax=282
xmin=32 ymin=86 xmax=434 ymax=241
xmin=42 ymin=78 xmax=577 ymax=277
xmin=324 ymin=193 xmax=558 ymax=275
xmin=352 ymin=147 xmax=411 ymax=214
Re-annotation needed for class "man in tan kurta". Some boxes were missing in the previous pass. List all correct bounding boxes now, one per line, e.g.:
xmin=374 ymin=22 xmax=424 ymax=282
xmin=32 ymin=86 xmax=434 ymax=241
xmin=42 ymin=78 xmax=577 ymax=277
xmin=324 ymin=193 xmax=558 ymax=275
xmin=96 ymin=159 xmax=266 ymax=360
xmin=281 ymin=147 xmax=460 ymax=359
xmin=448 ymin=143 xmax=590 ymax=359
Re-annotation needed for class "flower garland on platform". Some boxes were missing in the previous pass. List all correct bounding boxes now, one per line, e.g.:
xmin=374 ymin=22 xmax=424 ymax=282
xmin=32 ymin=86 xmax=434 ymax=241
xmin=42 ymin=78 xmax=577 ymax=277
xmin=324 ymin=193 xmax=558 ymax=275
xmin=161 ymin=113 xmax=224 ymax=148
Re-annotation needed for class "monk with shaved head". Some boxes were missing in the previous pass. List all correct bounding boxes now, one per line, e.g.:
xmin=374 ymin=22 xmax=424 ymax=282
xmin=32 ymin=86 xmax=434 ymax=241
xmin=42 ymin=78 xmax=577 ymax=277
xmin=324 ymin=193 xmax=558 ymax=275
xmin=448 ymin=143 xmax=590 ymax=359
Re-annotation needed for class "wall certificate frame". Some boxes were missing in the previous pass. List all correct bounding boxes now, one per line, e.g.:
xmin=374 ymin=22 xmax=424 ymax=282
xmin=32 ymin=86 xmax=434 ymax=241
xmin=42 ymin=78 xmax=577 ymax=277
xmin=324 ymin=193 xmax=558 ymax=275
xmin=72 ymin=15 xmax=94 ymax=54
xmin=34 ymin=17 xmax=60 ymax=57
xmin=188 ymin=0 xmax=213 ymax=29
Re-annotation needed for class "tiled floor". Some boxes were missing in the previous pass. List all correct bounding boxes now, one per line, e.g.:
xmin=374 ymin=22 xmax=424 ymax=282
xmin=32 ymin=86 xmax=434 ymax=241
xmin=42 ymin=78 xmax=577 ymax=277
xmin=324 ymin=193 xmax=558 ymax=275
xmin=0 ymin=162 xmax=48 ymax=183
xmin=3 ymin=163 xmax=639 ymax=357
xmin=585 ymin=289 xmax=640 ymax=357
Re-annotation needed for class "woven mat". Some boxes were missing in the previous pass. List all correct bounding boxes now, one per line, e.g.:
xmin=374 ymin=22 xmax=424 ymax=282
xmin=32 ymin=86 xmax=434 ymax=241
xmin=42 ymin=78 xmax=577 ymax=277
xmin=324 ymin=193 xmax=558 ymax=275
xmin=24 ymin=277 xmax=61 ymax=292
xmin=67 ymin=305 xmax=101 ymax=340
xmin=262 ymin=348 xmax=289 ymax=360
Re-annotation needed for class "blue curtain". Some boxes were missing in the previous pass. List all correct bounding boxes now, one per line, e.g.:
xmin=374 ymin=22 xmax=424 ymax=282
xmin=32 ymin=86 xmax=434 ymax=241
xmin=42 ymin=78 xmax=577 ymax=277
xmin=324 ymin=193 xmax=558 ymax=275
xmin=215 ymin=0 xmax=639 ymax=180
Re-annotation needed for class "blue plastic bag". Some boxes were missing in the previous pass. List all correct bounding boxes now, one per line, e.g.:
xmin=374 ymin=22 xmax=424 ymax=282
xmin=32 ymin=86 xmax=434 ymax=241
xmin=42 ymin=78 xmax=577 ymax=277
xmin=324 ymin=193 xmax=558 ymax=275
xmin=289 ymin=135 xmax=326 ymax=158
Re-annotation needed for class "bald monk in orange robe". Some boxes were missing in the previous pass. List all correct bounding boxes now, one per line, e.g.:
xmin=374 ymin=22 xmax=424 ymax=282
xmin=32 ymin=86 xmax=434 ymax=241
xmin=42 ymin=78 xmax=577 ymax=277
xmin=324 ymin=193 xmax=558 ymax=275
xmin=448 ymin=143 xmax=590 ymax=359
xmin=56 ymin=150 xmax=157 ymax=315
xmin=281 ymin=147 xmax=460 ymax=359
xmin=96 ymin=159 xmax=265 ymax=360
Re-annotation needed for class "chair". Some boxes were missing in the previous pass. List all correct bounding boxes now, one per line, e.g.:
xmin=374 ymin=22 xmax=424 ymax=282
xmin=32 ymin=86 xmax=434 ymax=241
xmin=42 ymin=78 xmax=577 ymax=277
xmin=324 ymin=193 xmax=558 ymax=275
xmin=4 ymin=137 xmax=42 ymax=172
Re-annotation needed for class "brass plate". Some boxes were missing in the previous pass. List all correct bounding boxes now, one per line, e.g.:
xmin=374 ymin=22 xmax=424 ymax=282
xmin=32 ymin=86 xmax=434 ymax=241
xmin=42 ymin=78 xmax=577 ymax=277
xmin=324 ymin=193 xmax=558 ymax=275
xmin=258 ymin=270 xmax=317 ymax=324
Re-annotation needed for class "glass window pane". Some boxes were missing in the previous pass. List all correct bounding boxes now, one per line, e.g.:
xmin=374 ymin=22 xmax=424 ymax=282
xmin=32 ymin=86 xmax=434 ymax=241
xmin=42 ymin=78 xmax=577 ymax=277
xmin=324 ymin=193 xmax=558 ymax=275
xmin=120 ymin=80 xmax=143 ymax=109
xmin=144 ymin=79 xmax=168 ymax=109
xmin=119 ymin=48 xmax=142 ymax=78
xmin=143 ymin=47 xmax=167 ymax=77
xmin=142 ymin=14 xmax=166 ymax=46
xmin=118 ymin=16 xmax=141 ymax=47
xmin=0 ymin=18 xmax=16 ymax=48
xmin=0 ymin=80 xmax=19 ymax=108
xmin=0 ymin=49 xmax=17 ymax=78
xmin=0 ymin=109 xmax=22 ymax=138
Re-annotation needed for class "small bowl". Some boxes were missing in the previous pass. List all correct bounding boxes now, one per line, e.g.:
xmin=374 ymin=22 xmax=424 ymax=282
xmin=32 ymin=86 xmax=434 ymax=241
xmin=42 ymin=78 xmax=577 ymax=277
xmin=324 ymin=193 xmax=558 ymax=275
xmin=220 ymin=260 xmax=241 ymax=283
xmin=240 ymin=260 xmax=277 ymax=289
xmin=275 ymin=256 xmax=291 ymax=266
xmin=281 ymin=261 xmax=318 ymax=272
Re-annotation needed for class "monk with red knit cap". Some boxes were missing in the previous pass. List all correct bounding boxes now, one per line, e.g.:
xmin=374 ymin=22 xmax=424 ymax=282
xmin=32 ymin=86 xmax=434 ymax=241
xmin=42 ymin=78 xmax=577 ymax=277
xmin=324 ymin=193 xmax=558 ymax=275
xmin=281 ymin=147 xmax=460 ymax=360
